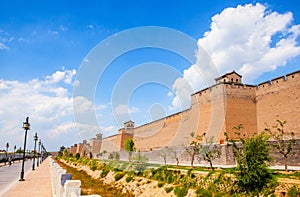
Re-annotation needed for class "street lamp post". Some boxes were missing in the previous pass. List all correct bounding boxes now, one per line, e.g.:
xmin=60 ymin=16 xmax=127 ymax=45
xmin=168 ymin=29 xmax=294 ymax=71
xmin=37 ymin=139 xmax=41 ymax=167
xmin=5 ymin=142 xmax=9 ymax=165
xmin=13 ymin=145 xmax=16 ymax=162
xmin=40 ymin=141 xmax=42 ymax=164
xmin=19 ymin=117 xmax=30 ymax=181
xmin=41 ymin=143 xmax=45 ymax=163
xmin=32 ymin=133 xmax=38 ymax=170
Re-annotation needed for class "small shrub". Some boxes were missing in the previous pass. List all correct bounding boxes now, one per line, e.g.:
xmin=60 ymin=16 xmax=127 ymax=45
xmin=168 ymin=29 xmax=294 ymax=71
xmin=114 ymin=152 xmax=120 ymax=160
xmin=114 ymin=172 xmax=125 ymax=181
xmin=174 ymin=186 xmax=188 ymax=197
xmin=146 ymin=180 xmax=151 ymax=184
xmin=196 ymin=188 xmax=212 ymax=197
xmin=157 ymin=182 xmax=164 ymax=188
xmin=126 ymin=176 xmax=133 ymax=182
xmin=294 ymin=171 xmax=300 ymax=179
xmin=165 ymin=187 xmax=174 ymax=193
xmin=108 ymin=153 xmax=114 ymax=160
xmin=75 ymin=153 xmax=80 ymax=160
xmin=89 ymin=160 xmax=97 ymax=171
xmin=288 ymin=186 xmax=300 ymax=197
xmin=82 ymin=158 xmax=89 ymax=165
xmin=100 ymin=168 xmax=110 ymax=178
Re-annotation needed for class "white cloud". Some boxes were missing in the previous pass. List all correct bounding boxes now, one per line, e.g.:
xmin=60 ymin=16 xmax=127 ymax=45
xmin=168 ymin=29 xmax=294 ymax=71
xmin=0 ymin=30 xmax=14 ymax=50
xmin=0 ymin=69 xmax=79 ymax=150
xmin=73 ymin=96 xmax=94 ymax=113
xmin=45 ymin=69 xmax=76 ymax=85
xmin=99 ymin=125 xmax=118 ymax=137
xmin=198 ymin=3 xmax=300 ymax=81
xmin=49 ymin=122 xmax=75 ymax=137
xmin=170 ymin=3 xmax=300 ymax=110
xmin=0 ymin=42 xmax=8 ymax=50
xmin=95 ymin=104 xmax=107 ymax=111
xmin=113 ymin=104 xmax=140 ymax=115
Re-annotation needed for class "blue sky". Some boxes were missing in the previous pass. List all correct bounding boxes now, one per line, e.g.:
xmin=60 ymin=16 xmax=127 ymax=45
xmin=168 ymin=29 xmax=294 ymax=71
xmin=0 ymin=0 xmax=299 ymax=151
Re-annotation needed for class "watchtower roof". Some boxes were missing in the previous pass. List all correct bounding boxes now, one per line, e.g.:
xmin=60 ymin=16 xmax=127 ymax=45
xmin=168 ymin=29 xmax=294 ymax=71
xmin=215 ymin=70 xmax=242 ymax=84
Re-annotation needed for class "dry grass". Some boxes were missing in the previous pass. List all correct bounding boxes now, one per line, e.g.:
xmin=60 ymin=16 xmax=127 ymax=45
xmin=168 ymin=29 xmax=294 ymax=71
xmin=56 ymin=159 xmax=133 ymax=197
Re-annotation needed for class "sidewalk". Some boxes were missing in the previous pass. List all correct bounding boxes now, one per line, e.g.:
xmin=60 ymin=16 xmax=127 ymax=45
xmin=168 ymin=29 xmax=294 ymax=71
xmin=5 ymin=157 xmax=52 ymax=197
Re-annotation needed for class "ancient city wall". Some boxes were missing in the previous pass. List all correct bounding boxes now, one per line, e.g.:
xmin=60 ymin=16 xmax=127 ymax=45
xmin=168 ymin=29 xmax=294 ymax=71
xmin=133 ymin=110 xmax=190 ymax=151
xmin=224 ymin=83 xmax=257 ymax=139
xmin=71 ymin=70 xmax=300 ymax=167
xmin=97 ymin=70 xmax=300 ymax=155
xmin=99 ymin=70 xmax=299 ymax=154
xmin=256 ymin=71 xmax=300 ymax=136
xmin=190 ymin=83 xmax=255 ymax=142
xmin=100 ymin=135 xmax=120 ymax=152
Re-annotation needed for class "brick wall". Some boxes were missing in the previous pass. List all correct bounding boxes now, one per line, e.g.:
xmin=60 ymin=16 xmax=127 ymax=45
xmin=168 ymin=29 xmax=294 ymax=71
xmin=88 ymin=70 xmax=300 ymax=167
xmin=256 ymin=71 xmax=300 ymax=137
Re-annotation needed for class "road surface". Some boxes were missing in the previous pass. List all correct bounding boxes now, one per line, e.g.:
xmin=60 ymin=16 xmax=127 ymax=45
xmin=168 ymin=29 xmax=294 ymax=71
xmin=0 ymin=160 xmax=32 ymax=197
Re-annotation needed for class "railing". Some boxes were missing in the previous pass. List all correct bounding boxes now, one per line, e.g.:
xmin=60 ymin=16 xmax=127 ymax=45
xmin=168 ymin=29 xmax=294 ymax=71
xmin=49 ymin=157 xmax=100 ymax=197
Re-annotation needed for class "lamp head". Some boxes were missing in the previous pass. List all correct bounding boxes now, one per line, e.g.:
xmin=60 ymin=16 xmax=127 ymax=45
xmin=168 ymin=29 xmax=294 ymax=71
xmin=23 ymin=117 xmax=30 ymax=130
xmin=34 ymin=132 xmax=38 ymax=141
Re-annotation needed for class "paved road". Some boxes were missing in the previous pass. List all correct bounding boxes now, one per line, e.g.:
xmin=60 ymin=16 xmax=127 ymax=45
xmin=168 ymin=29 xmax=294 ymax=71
xmin=0 ymin=160 xmax=33 ymax=197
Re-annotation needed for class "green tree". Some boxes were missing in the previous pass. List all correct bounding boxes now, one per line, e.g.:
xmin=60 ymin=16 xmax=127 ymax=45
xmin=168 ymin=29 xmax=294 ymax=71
xmin=58 ymin=145 xmax=65 ymax=157
xmin=124 ymin=138 xmax=135 ymax=161
xmin=158 ymin=147 xmax=168 ymax=165
xmin=170 ymin=148 xmax=181 ymax=166
xmin=16 ymin=147 xmax=24 ymax=153
xmin=131 ymin=150 xmax=148 ymax=172
xmin=199 ymin=133 xmax=221 ymax=170
xmin=265 ymin=120 xmax=296 ymax=172
xmin=108 ymin=152 xmax=114 ymax=160
xmin=75 ymin=153 xmax=80 ymax=160
xmin=225 ymin=125 xmax=274 ymax=194
xmin=63 ymin=148 xmax=68 ymax=156
xmin=186 ymin=132 xmax=202 ymax=168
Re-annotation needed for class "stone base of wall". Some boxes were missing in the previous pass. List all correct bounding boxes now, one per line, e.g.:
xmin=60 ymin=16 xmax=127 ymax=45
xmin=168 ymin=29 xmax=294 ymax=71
xmin=269 ymin=139 xmax=300 ymax=167
xmin=100 ymin=139 xmax=300 ymax=169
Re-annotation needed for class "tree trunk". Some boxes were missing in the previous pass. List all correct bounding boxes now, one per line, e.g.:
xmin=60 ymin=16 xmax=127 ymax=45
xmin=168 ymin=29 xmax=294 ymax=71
xmin=191 ymin=153 xmax=195 ymax=168
xmin=209 ymin=160 xmax=214 ymax=171
xmin=129 ymin=151 xmax=132 ymax=162
xmin=284 ymin=156 xmax=288 ymax=172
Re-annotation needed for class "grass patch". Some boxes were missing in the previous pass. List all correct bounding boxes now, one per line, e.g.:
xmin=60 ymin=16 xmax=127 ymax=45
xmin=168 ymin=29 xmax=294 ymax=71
xmin=125 ymin=176 xmax=134 ymax=182
xmin=100 ymin=168 xmax=110 ymax=178
xmin=114 ymin=172 xmax=125 ymax=181
xmin=165 ymin=186 xmax=173 ymax=193
xmin=196 ymin=188 xmax=212 ymax=197
xmin=55 ymin=159 xmax=133 ymax=197
xmin=174 ymin=186 xmax=188 ymax=197
xmin=157 ymin=182 xmax=164 ymax=188
xmin=274 ymin=171 xmax=300 ymax=180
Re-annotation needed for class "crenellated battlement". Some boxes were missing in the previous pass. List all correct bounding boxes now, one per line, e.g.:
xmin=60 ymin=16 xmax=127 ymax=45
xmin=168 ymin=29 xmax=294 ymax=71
xmin=134 ymin=109 xmax=190 ymax=132
xmin=256 ymin=70 xmax=300 ymax=89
